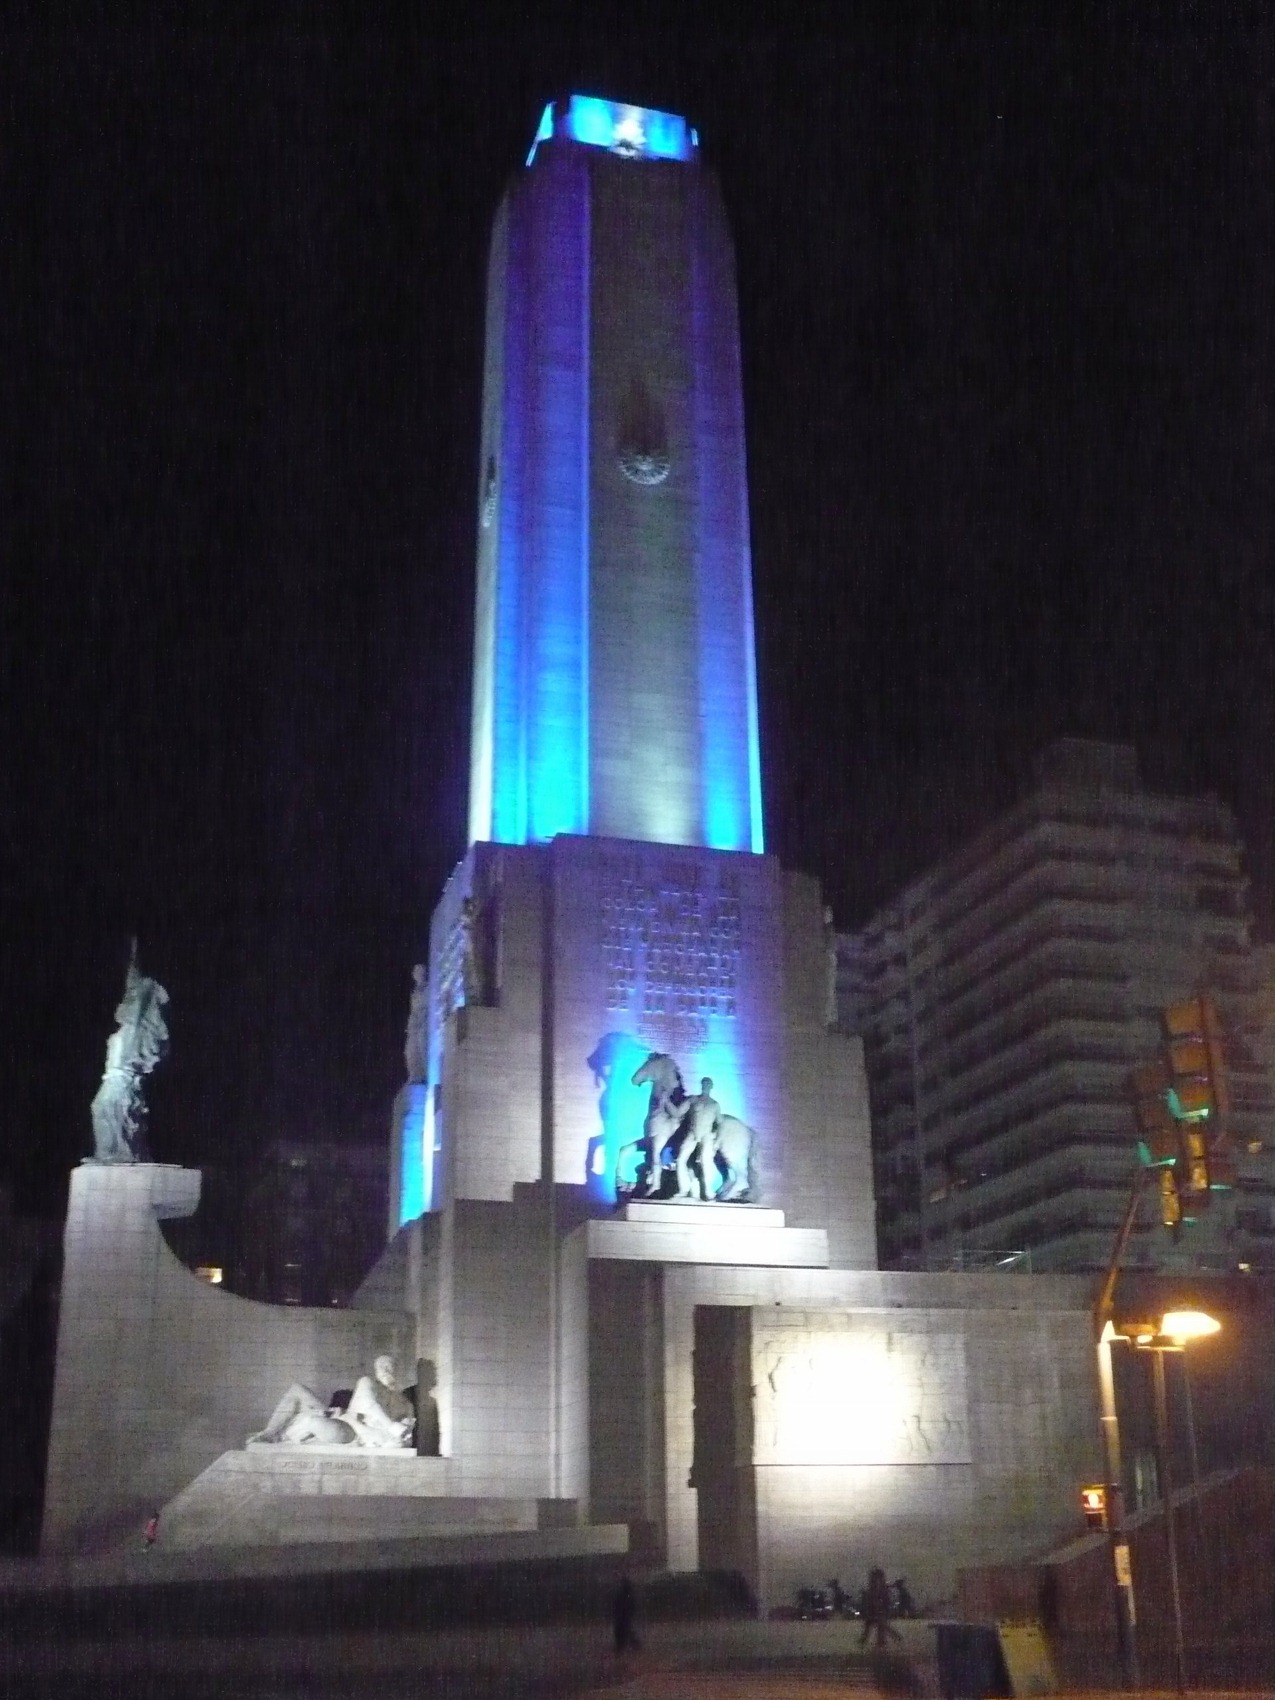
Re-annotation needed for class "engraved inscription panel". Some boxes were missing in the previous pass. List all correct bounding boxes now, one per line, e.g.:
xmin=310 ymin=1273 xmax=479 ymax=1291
xmin=599 ymin=855 xmax=741 ymax=1051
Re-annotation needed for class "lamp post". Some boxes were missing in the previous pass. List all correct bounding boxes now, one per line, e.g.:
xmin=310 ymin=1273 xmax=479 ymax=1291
xmin=1096 ymin=1318 xmax=1139 ymax=1687
xmin=1093 ymin=1172 xmax=1148 ymax=1691
xmin=1114 ymin=1309 xmax=1222 ymax=1694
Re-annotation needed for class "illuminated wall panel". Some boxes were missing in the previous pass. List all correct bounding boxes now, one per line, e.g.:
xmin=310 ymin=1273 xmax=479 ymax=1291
xmin=481 ymin=150 xmax=591 ymax=844
xmin=691 ymin=183 xmax=765 ymax=853
xmin=549 ymin=837 xmax=783 ymax=1206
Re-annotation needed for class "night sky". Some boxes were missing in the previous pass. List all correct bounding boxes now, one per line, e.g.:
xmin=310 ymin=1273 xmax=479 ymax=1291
xmin=4 ymin=11 xmax=1272 ymax=1212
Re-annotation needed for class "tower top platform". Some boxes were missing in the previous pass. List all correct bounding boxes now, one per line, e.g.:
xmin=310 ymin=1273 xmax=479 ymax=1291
xmin=526 ymin=95 xmax=698 ymax=167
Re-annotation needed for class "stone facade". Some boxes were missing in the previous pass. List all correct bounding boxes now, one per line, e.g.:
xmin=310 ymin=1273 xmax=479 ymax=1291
xmin=42 ymin=1164 xmax=408 ymax=1555
xmin=657 ymin=1265 xmax=1099 ymax=1607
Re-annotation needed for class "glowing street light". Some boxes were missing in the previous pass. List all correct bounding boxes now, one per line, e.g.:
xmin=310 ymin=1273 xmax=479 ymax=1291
xmin=1109 ymin=1308 xmax=1222 ymax=1693
xmin=1158 ymin=1310 xmax=1222 ymax=1345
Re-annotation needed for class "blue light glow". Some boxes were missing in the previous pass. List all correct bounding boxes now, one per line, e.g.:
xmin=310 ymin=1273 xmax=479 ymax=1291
xmin=586 ymin=1028 xmax=746 ymax=1205
xmin=398 ymin=1082 xmax=429 ymax=1221
xmin=490 ymin=149 xmax=591 ymax=843
xmin=586 ymin=1032 xmax=653 ymax=1202
xmin=692 ymin=193 xmax=766 ymax=854
xmin=526 ymin=102 xmax=555 ymax=166
xmin=474 ymin=97 xmax=764 ymax=855
xmin=530 ymin=95 xmax=696 ymax=165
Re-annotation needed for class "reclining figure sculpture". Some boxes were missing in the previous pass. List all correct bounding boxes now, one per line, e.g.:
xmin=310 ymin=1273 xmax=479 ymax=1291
xmin=248 ymin=1354 xmax=414 ymax=1449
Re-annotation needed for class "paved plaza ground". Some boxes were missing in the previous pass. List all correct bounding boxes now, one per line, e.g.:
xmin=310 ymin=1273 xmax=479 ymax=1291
xmin=2 ymin=1607 xmax=1272 ymax=1699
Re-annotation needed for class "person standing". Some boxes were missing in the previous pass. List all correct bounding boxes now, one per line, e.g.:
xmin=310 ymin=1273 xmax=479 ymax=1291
xmin=143 ymin=1510 xmax=159 ymax=1551
xmin=613 ymin=1575 xmax=641 ymax=1654
xmin=676 ymin=1077 xmax=721 ymax=1199
xmin=858 ymin=1566 xmax=901 ymax=1650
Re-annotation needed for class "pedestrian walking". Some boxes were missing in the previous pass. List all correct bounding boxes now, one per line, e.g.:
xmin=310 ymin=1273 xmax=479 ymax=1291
xmin=143 ymin=1510 xmax=159 ymax=1551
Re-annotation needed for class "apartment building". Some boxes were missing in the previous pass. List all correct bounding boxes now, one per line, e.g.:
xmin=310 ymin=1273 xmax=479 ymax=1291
xmin=841 ymin=740 xmax=1275 ymax=1274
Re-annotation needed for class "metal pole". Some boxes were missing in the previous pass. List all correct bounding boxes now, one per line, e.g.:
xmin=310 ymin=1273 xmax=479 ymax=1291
xmin=1098 ymin=1325 xmax=1140 ymax=1688
xmin=1093 ymin=1166 xmax=1149 ymax=1691
xmin=1153 ymin=1349 xmax=1187 ymax=1691
xmin=1180 ymin=1352 xmax=1205 ymax=1551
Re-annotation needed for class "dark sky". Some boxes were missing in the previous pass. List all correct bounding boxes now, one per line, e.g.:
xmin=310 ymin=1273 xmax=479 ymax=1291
xmin=4 ymin=10 xmax=1272 ymax=1210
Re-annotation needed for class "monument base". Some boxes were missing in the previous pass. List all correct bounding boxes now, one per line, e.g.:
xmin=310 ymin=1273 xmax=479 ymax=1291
xmin=161 ymin=1448 xmax=585 ymax=1550
xmin=584 ymin=1208 xmax=828 ymax=1267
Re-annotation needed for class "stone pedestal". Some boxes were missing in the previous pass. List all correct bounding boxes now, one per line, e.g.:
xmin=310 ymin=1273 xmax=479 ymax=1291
xmin=161 ymin=1447 xmax=583 ymax=1549
xmin=583 ymin=1205 xmax=829 ymax=1267
xmin=42 ymin=1163 xmax=409 ymax=1557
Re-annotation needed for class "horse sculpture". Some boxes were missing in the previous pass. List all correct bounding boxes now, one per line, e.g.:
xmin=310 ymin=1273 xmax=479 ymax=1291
xmin=620 ymin=1051 xmax=758 ymax=1203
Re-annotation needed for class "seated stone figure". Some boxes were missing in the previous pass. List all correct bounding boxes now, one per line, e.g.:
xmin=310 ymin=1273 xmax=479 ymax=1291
xmin=248 ymin=1354 xmax=414 ymax=1449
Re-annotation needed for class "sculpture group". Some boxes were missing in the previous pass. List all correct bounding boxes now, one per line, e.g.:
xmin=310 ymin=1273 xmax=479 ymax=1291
xmin=249 ymin=1355 xmax=416 ymax=1450
xmin=620 ymin=1050 xmax=758 ymax=1203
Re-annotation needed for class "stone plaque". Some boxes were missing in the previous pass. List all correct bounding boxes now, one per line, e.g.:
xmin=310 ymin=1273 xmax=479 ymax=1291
xmin=753 ymin=1312 xmax=972 ymax=1466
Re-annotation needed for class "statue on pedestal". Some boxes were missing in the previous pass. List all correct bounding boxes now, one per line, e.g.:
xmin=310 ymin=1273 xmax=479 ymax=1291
xmin=675 ymin=1077 xmax=721 ymax=1200
xmin=404 ymin=964 xmax=428 ymax=1085
xmin=629 ymin=1051 xmax=687 ymax=1196
xmin=621 ymin=1051 xmax=758 ymax=1203
xmin=459 ymin=896 xmax=482 ymax=1005
xmin=89 ymin=942 xmax=170 ymax=1164
xmin=248 ymin=1354 xmax=415 ymax=1449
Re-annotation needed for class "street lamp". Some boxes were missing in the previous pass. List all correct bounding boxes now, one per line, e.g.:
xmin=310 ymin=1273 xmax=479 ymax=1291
xmin=1110 ymin=1309 xmax=1221 ymax=1693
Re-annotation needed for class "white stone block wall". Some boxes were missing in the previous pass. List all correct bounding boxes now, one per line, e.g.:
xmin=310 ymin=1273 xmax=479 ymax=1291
xmin=446 ymin=1196 xmax=555 ymax=1498
xmin=660 ymin=1264 xmax=1100 ymax=1605
xmin=781 ymin=870 xmax=877 ymax=1268
xmin=43 ymin=1164 xmax=410 ymax=1555
xmin=587 ymin=1255 xmax=666 ymax=1538
xmin=556 ymin=1222 xmax=589 ymax=1510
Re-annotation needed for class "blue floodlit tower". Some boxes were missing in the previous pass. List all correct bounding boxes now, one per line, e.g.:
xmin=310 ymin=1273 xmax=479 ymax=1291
xmin=468 ymin=95 xmax=765 ymax=855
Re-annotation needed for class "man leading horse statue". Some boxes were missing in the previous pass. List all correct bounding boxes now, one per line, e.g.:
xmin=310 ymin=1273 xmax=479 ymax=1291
xmin=619 ymin=1051 xmax=759 ymax=1203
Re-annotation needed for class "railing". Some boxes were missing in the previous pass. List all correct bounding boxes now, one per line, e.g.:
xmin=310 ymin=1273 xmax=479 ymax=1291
xmin=938 ymin=1247 xmax=1032 ymax=1273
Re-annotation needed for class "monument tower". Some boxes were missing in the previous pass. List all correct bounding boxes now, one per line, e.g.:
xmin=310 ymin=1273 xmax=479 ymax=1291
xmin=394 ymin=95 xmax=873 ymax=1236
xmin=468 ymin=95 xmax=764 ymax=856
xmin=380 ymin=99 xmax=1098 ymax=1592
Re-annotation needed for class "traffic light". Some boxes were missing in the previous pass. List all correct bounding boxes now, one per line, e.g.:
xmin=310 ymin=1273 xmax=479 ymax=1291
xmin=1158 ymin=1162 xmax=1183 ymax=1229
xmin=1129 ymin=1059 xmax=1177 ymax=1164
xmin=1080 ymin=1484 xmax=1108 ymax=1530
xmin=1163 ymin=997 xmax=1228 ymax=1126
xmin=1128 ymin=1059 xmax=1185 ymax=1226
xmin=1162 ymin=996 xmax=1233 ymax=1202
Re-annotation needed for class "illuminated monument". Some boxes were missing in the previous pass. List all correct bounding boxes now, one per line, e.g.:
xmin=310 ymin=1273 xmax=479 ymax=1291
xmin=382 ymin=96 xmax=1098 ymax=1601
xmin=394 ymin=94 xmax=871 ymax=1233
xmin=43 ymin=99 xmax=1101 ymax=1606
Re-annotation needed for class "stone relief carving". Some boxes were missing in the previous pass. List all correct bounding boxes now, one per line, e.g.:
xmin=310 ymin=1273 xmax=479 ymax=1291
xmin=438 ymin=888 xmax=495 ymax=1021
xmin=89 ymin=942 xmax=170 ymax=1164
xmin=248 ymin=1355 xmax=415 ymax=1450
xmin=617 ymin=372 xmax=670 ymax=486
xmin=619 ymin=1050 xmax=758 ymax=1202
xmin=755 ymin=1325 xmax=971 ymax=1466
xmin=480 ymin=454 xmax=498 ymax=528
